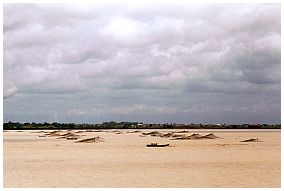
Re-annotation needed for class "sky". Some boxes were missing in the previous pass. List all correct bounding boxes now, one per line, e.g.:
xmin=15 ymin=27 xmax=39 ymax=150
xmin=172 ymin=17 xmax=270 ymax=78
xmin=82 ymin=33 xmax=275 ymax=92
xmin=3 ymin=3 xmax=281 ymax=124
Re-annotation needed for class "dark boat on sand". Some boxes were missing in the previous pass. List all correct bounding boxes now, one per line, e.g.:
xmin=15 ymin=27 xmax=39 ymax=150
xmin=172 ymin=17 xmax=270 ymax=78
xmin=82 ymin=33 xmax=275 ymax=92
xmin=66 ymin=137 xmax=78 ymax=140
xmin=241 ymin=138 xmax=259 ymax=142
xmin=146 ymin=143 xmax=170 ymax=147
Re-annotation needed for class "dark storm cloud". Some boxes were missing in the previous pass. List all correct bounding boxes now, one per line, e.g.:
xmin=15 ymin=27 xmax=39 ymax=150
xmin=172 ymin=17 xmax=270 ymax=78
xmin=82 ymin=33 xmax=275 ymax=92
xmin=3 ymin=3 xmax=281 ymax=124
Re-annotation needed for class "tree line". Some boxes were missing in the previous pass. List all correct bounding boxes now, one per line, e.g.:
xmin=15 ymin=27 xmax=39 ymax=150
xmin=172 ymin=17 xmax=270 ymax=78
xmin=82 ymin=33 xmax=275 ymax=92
xmin=3 ymin=121 xmax=281 ymax=130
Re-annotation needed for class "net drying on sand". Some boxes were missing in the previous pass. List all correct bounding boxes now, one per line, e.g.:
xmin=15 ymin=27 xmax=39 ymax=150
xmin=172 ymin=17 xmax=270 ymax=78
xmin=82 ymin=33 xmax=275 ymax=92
xmin=75 ymin=136 xmax=105 ymax=143
xmin=45 ymin=130 xmax=61 ymax=137
xmin=140 ymin=131 xmax=220 ymax=140
xmin=200 ymin=133 xmax=220 ymax=139
xmin=142 ymin=131 xmax=163 ymax=137
xmin=58 ymin=132 xmax=80 ymax=139
xmin=171 ymin=133 xmax=220 ymax=140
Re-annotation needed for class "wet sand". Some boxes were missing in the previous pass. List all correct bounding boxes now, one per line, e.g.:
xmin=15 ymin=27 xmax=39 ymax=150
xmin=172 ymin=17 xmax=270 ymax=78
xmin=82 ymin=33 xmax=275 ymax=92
xmin=3 ymin=129 xmax=280 ymax=187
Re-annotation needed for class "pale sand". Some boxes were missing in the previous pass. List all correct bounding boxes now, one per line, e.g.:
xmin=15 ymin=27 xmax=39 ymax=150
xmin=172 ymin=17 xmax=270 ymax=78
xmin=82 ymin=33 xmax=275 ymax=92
xmin=3 ymin=129 xmax=280 ymax=188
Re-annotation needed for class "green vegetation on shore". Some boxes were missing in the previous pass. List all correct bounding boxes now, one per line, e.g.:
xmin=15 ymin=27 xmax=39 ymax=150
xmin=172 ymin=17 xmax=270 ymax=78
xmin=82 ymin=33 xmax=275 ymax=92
xmin=3 ymin=121 xmax=280 ymax=130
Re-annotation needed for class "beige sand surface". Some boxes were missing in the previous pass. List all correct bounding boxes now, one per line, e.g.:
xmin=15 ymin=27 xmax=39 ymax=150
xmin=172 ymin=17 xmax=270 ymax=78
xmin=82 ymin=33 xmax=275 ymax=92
xmin=3 ymin=129 xmax=280 ymax=188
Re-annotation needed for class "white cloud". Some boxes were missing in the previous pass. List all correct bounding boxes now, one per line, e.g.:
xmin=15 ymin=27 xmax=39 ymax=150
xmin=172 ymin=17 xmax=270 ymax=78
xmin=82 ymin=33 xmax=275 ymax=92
xmin=3 ymin=85 xmax=19 ymax=99
xmin=102 ymin=17 xmax=147 ymax=40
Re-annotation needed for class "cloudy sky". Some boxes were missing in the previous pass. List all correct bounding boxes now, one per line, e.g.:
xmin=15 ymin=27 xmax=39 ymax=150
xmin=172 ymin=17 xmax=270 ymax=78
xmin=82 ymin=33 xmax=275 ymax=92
xmin=3 ymin=3 xmax=281 ymax=124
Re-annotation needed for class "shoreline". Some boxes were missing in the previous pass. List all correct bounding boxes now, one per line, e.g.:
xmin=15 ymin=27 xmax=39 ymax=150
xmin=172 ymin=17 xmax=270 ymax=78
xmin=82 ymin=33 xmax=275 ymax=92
xmin=3 ymin=127 xmax=281 ymax=131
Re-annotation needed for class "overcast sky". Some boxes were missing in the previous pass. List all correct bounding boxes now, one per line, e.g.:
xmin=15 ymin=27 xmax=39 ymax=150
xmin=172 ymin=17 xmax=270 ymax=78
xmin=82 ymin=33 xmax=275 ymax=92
xmin=3 ymin=3 xmax=281 ymax=124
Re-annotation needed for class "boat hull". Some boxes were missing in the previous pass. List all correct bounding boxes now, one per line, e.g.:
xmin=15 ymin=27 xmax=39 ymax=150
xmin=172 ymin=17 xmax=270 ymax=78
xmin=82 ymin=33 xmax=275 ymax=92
xmin=146 ymin=144 xmax=169 ymax=147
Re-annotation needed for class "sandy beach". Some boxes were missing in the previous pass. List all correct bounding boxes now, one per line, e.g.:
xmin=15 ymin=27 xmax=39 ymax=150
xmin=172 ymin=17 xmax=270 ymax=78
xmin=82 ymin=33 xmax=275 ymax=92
xmin=3 ymin=129 xmax=280 ymax=188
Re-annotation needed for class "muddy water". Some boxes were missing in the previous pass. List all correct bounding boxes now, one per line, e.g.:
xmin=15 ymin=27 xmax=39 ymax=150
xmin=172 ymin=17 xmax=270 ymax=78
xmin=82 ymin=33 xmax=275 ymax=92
xmin=3 ymin=129 xmax=281 ymax=187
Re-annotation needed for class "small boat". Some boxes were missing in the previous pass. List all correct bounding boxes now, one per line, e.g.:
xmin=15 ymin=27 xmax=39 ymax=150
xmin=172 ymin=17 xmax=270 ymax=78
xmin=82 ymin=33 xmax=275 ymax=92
xmin=146 ymin=143 xmax=170 ymax=147
xmin=241 ymin=138 xmax=259 ymax=142
xmin=66 ymin=137 xmax=78 ymax=140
